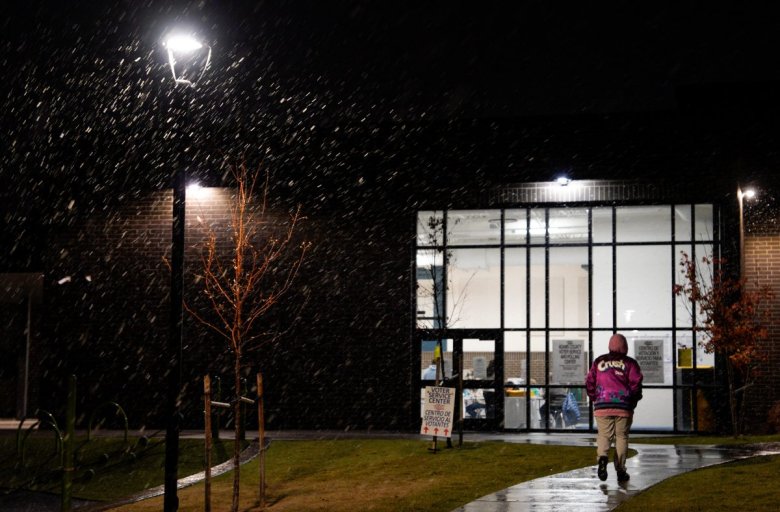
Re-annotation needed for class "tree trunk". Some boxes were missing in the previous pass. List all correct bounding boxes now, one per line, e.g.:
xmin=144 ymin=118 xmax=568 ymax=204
xmin=232 ymin=357 xmax=242 ymax=511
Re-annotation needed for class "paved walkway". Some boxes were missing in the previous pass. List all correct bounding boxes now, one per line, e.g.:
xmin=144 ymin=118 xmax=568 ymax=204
xmin=451 ymin=433 xmax=780 ymax=511
xmin=2 ymin=428 xmax=779 ymax=511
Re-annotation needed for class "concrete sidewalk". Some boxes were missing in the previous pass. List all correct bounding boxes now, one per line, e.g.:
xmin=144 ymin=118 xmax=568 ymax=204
xmin=451 ymin=434 xmax=780 ymax=511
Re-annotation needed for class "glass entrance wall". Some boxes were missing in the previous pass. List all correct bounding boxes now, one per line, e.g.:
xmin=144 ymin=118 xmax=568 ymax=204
xmin=415 ymin=203 xmax=719 ymax=432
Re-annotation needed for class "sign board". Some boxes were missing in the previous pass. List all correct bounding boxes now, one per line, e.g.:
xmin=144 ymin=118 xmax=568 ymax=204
xmin=634 ymin=339 xmax=665 ymax=383
xmin=552 ymin=339 xmax=584 ymax=384
xmin=420 ymin=386 xmax=456 ymax=438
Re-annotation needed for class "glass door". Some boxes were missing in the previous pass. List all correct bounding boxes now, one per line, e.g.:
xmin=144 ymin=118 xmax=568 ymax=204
xmin=418 ymin=329 xmax=502 ymax=432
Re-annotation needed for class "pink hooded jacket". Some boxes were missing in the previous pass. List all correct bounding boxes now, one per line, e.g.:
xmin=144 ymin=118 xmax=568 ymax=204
xmin=585 ymin=334 xmax=643 ymax=415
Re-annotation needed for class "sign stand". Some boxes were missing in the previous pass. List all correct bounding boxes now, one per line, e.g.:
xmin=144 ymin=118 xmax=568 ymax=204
xmin=421 ymin=384 xmax=456 ymax=454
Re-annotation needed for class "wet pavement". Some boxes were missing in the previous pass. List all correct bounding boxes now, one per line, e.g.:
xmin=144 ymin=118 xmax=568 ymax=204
xmin=451 ymin=434 xmax=780 ymax=511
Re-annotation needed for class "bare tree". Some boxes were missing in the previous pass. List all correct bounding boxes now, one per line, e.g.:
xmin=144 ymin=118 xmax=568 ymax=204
xmin=417 ymin=213 xmax=476 ymax=362
xmin=187 ymin=160 xmax=310 ymax=510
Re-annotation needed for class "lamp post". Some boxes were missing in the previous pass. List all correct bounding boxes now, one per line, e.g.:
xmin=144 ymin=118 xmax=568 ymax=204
xmin=162 ymin=33 xmax=210 ymax=512
xmin=737 ymin=186 xmax=756 ymax=277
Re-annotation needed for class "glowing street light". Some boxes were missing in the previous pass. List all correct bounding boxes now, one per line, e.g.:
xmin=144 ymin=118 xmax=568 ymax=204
xmin=161 ymin=30 xmax=211 ymax=512
xmin=163 ymin=33 xmax=211 ymax=87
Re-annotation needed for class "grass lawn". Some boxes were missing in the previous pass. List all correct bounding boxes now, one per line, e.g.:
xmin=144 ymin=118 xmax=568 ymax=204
xmin=0 ymin=432 xmax=239 ymax=502
xmin=617 ymin=433 xmax=780 ymax=511
xmin=114 ymin=439 xmax=597 ymax=512
xmin=615 ymin=454 xmax=780 ymax=511
xmin=632 ymin=433 xmax=780 ymax=445
xmin=10 ymin=432 xmax=777 ymax=511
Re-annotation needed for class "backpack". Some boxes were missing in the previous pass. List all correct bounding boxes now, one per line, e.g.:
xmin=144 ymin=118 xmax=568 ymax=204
xmin=562 ymin=392 xmax=581 ymax=425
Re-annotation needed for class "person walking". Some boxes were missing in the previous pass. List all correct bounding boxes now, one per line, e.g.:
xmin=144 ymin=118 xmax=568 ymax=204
xmin=585 ymin=333 xmax=643 ymax=483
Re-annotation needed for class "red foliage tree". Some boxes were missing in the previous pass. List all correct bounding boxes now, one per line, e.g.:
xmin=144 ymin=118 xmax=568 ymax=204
xmin=674 ymin=252 xmax=773 ymax=436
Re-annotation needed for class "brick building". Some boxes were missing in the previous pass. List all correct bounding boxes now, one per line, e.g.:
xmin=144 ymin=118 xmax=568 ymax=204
xmin=743 ymin=205 xmax=780 ymax=429
xmin=2 ymin=104 xmax=779 ymax=435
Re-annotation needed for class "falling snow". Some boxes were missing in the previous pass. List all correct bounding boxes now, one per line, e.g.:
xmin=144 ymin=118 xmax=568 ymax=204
xmin=0 ymin=2 xmax=778 ymax=438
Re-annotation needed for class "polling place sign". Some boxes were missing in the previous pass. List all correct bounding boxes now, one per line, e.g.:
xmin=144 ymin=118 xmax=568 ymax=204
xmin=420 ymin=386 xmax=455 ymax=438
xmin=634 ymin=339 xmax=665 ymax=384
xmin=552 ymin=339 xmax=584 ymax=385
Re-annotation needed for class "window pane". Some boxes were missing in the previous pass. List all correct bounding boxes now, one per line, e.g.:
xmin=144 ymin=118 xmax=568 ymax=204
xmin=694 ymin=204 xmax=714 ymax=241
xmin=448 ymin=209 xmax=501 ymax=246
xmin=549 ymin=334 xmax=588 ymax=385
xmin=529 ymin=333 xmax=546 ymax=383
xmin=674 ymin=245 xmax=713 ymax=329
xmin=674 ymin=245 xmax=693 ymax=328
xmin=463 ymin=387 xmax=497 ymax=420
xmin=543 ymin=387 xmax=586 ymax=429
xmin=591 ymin=331 xmax=612 ymax=361
xmin=529 ymin=208 xmax=546 ymax=244
xmin=548 ymin=208 xmax=589 ymax=244
xmin=678 ymin=332 xmax=716 ymax=370
xmin=616 ymin=245 xmax=672 ymax=327
xmin=675 ymin=388 xmax=694 ymax=431
xmin=695 ymin=331 xmax=716 ymax=368
xmin=616 ymin=206 xmax=671 ymax=242
xmin=592 ymin=207 xmax=612 ymax=243
xmin=420 ymin=338 xmax=453 ymax=381
xmin=448 ymin=248 xmax=500 ymax=328
xmin=530 ymin=248 xmax=545 ymax=327
xmin=505 ymin=391 xmax=544 ymax=429
xmin=505 ymin=248 xmax=527 ymax=328
xmin=592 ymin=247 xmax=613 ymax=328
xmin=633 ymin=388 xmax=673 ymax=429
xmin=504 ymin=331 xmax=528 ymax=384
xmin=628 ymin=332 xmax=674 ymax=386
xmin=417 ymin=211 xmax=443 ymax=246
xmin=416 ymin=249 xmax=444 ymax=328
xmin=549 ymin=247 xmax=589 ymax=329
xmin=463 ymin=337 xmax=496 ymax=382
xmin=674 ymin=205 xmax=692 ymax=242
xmin=505 ymin=209 xmax=528 ymax=244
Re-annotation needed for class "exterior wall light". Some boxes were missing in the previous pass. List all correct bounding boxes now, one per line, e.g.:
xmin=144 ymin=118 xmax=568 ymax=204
xmin=741 ymin=188 xmax=756 ymax=200
xmin=738 ymin=186 xmax=758 ymax=276
xmin=556 ymin=177 xmax=571 ymax=186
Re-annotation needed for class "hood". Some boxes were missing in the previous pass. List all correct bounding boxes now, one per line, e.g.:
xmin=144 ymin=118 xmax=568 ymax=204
xmin=608 ymin=334 xmax=628 ymax=355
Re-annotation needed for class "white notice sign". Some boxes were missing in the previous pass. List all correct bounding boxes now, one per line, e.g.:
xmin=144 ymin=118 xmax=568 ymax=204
xmin=634 ymin=339 xmax=665 ymax=384
xmin=552 ymin=339 xmax=585 ymax=385
xmin=420 ymin=386 xmax=456 ymax=438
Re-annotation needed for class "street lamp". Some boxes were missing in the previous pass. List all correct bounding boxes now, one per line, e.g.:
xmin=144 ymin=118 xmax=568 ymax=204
xmin=164 ymin=34 xmax=212 ymax=87
xmin=738 ymin=186 xmax=756 ymax=277
xmin=162 ymin=32 xmax=210 ymax=512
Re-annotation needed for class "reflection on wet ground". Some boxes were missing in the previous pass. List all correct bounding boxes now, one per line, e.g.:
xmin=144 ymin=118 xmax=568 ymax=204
xmin=452 ymin=434 xmax=780 ymax=511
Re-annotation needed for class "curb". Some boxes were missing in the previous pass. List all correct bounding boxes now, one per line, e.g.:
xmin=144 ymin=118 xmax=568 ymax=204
xmin=81 ymin=438 xmax=264 ymax=511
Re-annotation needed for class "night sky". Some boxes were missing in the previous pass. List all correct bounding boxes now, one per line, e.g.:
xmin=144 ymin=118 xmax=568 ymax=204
xmin=5 ymin=2 xmax=780 ymax=117
xmin=2 ymin=1 xmax=780 ymax=260
xmin=1 ymin=0 xmax=780 ymax=435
